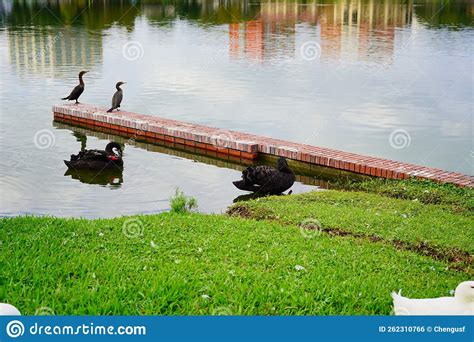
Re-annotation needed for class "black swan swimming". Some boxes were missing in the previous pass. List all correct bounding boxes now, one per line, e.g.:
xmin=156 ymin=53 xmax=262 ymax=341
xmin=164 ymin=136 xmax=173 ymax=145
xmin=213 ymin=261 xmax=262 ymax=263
xmin=64 ymin=142 xmax=123 ymax=170
xmin=233 ymin=157 xmax=295 ymax=195
xmin=107 ymin=81 xmax=126 ymax=113
xmin=61 ymin=71 xmax=88 ymax=104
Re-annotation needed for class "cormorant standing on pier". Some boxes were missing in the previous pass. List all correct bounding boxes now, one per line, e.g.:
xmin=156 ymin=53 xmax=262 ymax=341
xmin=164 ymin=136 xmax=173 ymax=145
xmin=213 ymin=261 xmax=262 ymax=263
xmin=61 ymin=71 xmax=88 ymax=104
xmin=107 ymin=82 xmax=126 ymax=113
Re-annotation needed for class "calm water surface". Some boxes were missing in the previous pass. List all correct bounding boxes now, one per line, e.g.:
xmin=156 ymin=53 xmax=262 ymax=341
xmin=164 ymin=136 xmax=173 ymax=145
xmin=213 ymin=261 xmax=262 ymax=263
xmin=0 ymin=0 xmax=472 ymax=217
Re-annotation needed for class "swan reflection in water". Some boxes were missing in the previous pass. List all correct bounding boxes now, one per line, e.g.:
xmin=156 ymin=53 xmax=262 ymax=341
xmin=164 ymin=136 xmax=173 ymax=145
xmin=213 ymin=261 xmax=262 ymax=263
xmin=64 ymin=168 xmax=123 ymax=188
xmin=233 ymin=190 xmax=292 ymax=204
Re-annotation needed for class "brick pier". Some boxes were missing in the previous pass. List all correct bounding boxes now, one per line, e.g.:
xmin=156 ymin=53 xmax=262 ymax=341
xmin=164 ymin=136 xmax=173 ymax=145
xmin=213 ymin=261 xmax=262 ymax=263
xmin=53 ymin=104 xmax=473 ymax=188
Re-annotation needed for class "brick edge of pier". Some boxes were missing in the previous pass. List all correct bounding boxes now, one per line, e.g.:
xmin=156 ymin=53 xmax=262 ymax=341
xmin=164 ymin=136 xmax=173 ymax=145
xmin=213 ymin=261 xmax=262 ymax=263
xmin=52 ymin=104 xmax=473 ymax=188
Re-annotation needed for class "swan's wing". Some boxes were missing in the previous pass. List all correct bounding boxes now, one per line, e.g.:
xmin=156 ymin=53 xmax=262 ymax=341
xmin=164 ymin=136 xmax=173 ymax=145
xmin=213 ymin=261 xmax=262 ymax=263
xmin=244 ymin=165 xmax=278 ymax=185
xmin=232 ymin=180 xmax=260 ymax=192
xmin=75 ymin=149 xmax=109 ymax=162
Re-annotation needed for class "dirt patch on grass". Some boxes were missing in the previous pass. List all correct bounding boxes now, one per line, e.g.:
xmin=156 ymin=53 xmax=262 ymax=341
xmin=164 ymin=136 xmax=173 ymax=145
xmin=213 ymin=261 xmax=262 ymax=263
xmin=227 ymin=205 xmax=276 ymax=220
xmin=314 ymin=228 xmax=472 ymax=272
xmin=392 ymin=240 xmax=472 ymax=270
xmin=318 ymin=226 xmax=472 ymax=271
xmin=229 ymin=204 xmax=472 ymax=273
xmin=227 ymin=206 xmax=253 ymax=218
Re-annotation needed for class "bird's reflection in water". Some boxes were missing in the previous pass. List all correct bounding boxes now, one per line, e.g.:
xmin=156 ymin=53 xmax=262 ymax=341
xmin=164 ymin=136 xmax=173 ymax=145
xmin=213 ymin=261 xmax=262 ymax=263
xmin=72 ymin=131 xmax=87 ymax=151
xmin=64 ymin=168 xmax=123 ymax=188
xmin=233 ymin=190 xmax=292 ymax=203
xmin=233 ymin=192 xmax=267 ymax=203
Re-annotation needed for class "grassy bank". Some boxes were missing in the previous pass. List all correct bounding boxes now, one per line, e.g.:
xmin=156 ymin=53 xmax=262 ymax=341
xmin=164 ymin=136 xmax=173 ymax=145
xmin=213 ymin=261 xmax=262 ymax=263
xmin=0 ymin=179 xmax=472 ymax=315
xmin=229 ymin=180 xmax=473 ymax=265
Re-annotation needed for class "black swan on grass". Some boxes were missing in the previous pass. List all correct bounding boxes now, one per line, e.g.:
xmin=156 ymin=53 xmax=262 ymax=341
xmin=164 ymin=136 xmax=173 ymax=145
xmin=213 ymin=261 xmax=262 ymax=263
xmin=61 ymin=71 xmax=88 ymax=104
xmin=64 ymin=142 xmax=123 ymax=170
xmin=107 ymin=81 xmax=126 ymax=112
xmin=233 ymin=157 xmax=295 ymax=195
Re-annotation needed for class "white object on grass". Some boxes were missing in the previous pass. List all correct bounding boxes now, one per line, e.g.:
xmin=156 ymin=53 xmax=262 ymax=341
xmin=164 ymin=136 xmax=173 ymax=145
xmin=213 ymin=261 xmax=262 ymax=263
xmin=0 ymin=303 xmax=21 ymax=316
xmin=392 ymin=281 xmax=474 ymax=315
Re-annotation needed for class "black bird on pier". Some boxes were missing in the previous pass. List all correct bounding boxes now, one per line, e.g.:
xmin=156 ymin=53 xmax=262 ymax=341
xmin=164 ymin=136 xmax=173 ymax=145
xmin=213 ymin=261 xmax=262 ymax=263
xmin=107 ymin=81 xmax=126 ymax=113
xmin=64 ymin=142 xmax=123 ymax=170
xmin=233 ymin=157 xmax=296 ymax=195
xmin=61 ymin=71 xmax=88 ymax=104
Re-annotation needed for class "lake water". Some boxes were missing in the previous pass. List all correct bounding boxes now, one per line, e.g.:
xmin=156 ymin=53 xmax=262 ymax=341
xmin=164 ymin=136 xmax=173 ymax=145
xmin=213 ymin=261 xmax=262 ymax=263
xmin=0 ymin=0 xmax=472 ymax=217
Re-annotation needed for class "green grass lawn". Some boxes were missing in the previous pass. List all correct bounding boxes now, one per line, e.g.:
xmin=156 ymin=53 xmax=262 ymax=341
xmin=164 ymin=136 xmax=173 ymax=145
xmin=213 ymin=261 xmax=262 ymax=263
xmin=228 ymin=185 xmax=473 ymax=258
xmin=0 ymin=179 xmax=472 ymax=315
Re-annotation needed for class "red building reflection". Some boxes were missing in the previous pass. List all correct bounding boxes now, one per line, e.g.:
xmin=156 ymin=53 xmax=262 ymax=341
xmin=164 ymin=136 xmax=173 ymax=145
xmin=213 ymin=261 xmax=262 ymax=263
xmin=228 ymin=1 xmax=413 ymax=63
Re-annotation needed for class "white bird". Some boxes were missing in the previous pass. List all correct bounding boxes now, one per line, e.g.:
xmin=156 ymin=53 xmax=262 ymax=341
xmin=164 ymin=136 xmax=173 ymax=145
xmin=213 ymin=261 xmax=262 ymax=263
xmin=392 ymin=281 xmax=474 ymax=315
xmin=0 ymin=303 xmax=21 ymax=316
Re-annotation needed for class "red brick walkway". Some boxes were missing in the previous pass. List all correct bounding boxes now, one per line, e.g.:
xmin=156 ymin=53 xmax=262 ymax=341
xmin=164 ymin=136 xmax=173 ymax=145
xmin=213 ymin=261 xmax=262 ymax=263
xmin=53 ymin=104 xmax=473 ymax=188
